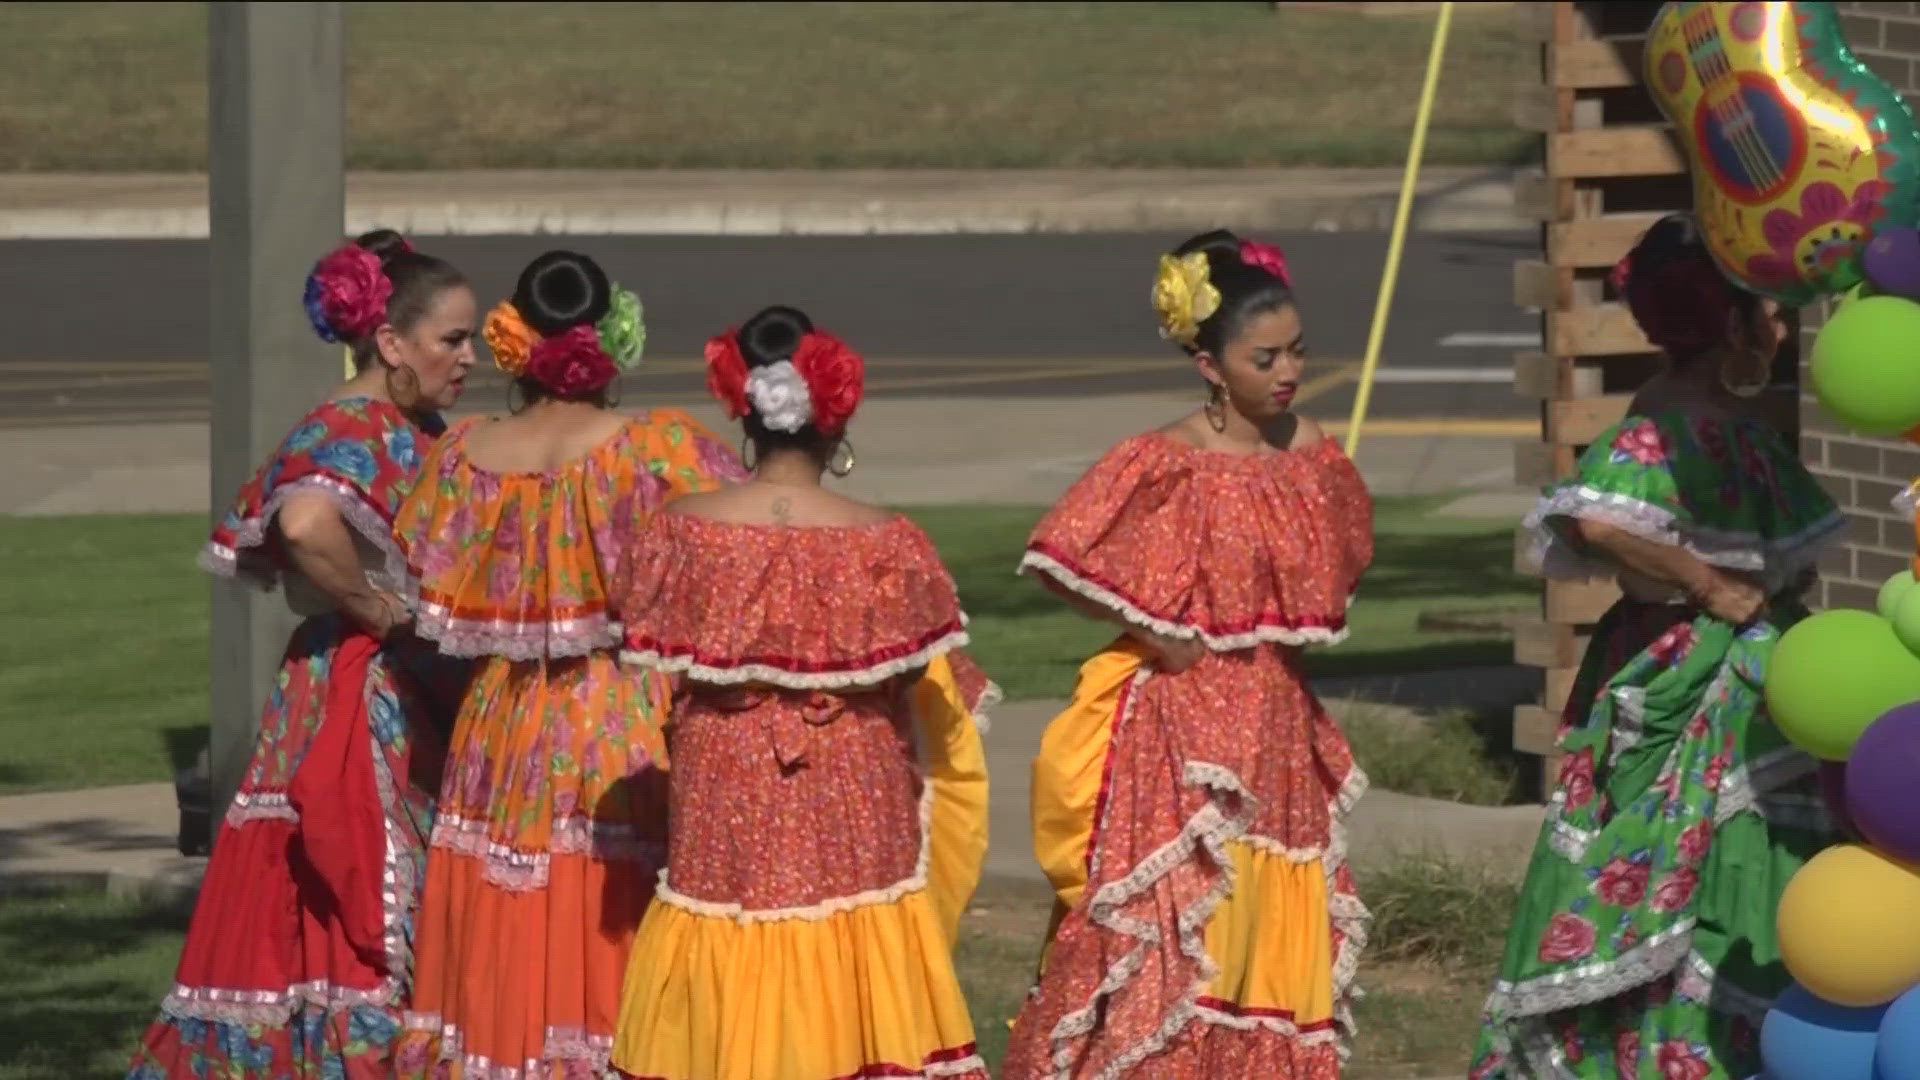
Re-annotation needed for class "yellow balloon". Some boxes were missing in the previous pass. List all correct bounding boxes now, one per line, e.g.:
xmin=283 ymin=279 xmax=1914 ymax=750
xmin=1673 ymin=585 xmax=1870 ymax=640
xmin=1778 ymin=844 xmax=1920 ymax=1006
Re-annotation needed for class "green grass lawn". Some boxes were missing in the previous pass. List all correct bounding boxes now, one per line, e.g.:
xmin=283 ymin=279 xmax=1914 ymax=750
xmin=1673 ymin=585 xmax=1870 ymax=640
xmin=0 ymin=2 xmax=1535 ymax=171
xmin=0 ymin=495 xmax=1531 ymax=794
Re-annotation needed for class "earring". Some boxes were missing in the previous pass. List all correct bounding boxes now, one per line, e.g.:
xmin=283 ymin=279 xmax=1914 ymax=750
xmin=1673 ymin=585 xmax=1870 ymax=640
xmin=603 ymin=374 xmax=622 ymax=410
xmin=386 ymin=363 xmax=422 ymax=411
xmin=1203 ymin=384 xmax=1228 ymax=433
xmin=739 ymin=436 xmax=759 ymax=473
xmin=827 ymin=439 xmax=856 ymax=478
xmin=1718 ymin=350 xmax=1769 ymax=399
xmin=506 ymin=378 xmax=526 ymax=415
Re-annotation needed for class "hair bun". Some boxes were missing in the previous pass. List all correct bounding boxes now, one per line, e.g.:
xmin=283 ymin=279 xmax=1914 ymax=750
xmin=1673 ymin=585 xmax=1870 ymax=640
xmin=513 ymin=250 xmax=612 ymax=337
xmin=738 ymin=306 xmax=813 ymax=367
xmin=353 ymin=227 xmax=413 ymax=265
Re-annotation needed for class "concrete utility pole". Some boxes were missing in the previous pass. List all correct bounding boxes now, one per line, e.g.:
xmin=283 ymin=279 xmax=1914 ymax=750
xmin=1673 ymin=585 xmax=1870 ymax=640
xmin=206 ymin=2 xmax=345 ymax=831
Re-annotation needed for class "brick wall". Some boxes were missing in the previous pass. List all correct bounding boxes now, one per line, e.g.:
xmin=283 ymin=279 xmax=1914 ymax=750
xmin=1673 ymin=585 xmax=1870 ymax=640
xmin=1799 ymin=3 xmax=1920 ymax=612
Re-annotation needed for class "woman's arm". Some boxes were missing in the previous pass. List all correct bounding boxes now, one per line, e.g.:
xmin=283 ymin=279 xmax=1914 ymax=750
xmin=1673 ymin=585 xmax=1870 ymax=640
xmin=1571 ymin=518 xmax=1766 ymax=624
xmin=1038 ymin=577 xmax=1205 ymax=672
xmin=277 ymin=491 xmax=410 ymax=638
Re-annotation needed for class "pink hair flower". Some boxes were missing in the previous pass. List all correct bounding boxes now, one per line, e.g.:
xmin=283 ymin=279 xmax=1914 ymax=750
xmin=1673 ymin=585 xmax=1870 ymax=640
xmin=1240 ymin=240 xmax=1292 ymax=286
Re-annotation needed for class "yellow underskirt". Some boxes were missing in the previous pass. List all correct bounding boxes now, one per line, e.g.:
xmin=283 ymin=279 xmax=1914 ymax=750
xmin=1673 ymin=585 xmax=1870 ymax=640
xmin=1029 ymin=639 xmax=1336 ymax=1026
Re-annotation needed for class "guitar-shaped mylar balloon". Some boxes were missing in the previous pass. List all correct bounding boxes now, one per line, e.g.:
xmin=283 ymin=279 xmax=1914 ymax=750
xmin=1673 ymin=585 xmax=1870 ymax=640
xmin=1646 ymin=1 xmax=1920 ymax=305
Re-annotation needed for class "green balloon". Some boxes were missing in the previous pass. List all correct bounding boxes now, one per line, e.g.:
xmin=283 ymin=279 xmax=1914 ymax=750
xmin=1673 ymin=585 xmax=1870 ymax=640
xmin=1812 ymin=296 xmax=1920 ymax=436
xmin=1881 ymin=570 xmax=1917 ymax=621
xmin=1897 ymin=587 xmax=1920 ymax=657
xmin=1766 ymin=608 xmax=1920 ymax=760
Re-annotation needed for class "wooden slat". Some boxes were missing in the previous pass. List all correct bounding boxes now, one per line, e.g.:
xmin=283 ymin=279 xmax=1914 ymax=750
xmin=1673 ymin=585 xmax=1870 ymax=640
xmin=1550 ymin=213 xmax=1664 ymax=268
xmin=1513 ymin=260 xmax=1556 ymax=312
xmin=1546 ymin=577 xmax=1619 ymax=624
xmin=1513 ymin=350 xmax=1558 ymax=399
xmin=1548 ymin=394 xmax=1630 ymax=445
xmin=1514 ymin=704 xmax=1559 ymax=756
xmin=1549 ymin=127 xmax=1685 ymax=179
xmin=1513 ymin=440 xmax=1557 ymax=488
xmin=1552 ymin=303 xmax=1649 ymax=356
xmin=1514 ymin=619 xmax=1589 ymax=670
xmin=1554 ymin=36 xmax=1641 ymax=89
xmin=1545 ymin=665 xmax=1580 ymax=715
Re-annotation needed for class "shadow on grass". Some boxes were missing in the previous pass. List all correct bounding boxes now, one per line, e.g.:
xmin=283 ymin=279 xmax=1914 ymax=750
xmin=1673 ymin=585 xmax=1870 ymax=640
xmin=161 ymin=726 xmax=207 ymax=775
xmin=0 ymin=890 xmax=186 ymax=1079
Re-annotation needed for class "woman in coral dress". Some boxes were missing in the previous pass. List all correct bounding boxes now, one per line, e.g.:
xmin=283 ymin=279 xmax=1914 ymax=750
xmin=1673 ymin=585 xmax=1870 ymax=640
xmin=1001 ymin=231 xmax=1374 ymax=1079
xmin=1468 ymin=217 xmax=1843 ymax=1078
xmin=128 ymin=230 xmax=477 ymax=1079
xmin=609 ymin=305 xmax=994 ymax=1080
xmin=390 ymin=250 xmax=747 ymax=1078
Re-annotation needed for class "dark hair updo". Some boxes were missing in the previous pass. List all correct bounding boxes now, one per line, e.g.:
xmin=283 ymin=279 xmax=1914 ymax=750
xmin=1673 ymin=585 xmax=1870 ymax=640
xmin=1613 ymin=213 xmax=1760 ymax=364
xmin=348 ymin=228 xmax=468 ymax=371
xmin=738 ymin=305 xmax=829 ymax=453
xmin=510 ymin=250 xmax=613 ymax=404
xmin=1163 ymin=228 xmax=1296 ymax=358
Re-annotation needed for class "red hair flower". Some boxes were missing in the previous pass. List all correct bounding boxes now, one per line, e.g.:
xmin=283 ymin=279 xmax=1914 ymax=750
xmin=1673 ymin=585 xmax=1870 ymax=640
xmin=704 ymin=330 xmax=752 ymax=419
xmin=526 ymin=325 xmax=617 ymax=398
xmin=792 ymin=331 xmax=865 ymax=437
xmin=306 ymin=244 xmax=392 ymax=342
xmin=1240 ymin=239 xmax=1292 ymax=286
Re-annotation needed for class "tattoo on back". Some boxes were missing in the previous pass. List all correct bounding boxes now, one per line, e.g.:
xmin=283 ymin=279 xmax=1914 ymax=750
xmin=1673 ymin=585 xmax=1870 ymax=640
xmin=771 ymin=496 xmax=792 ymax=525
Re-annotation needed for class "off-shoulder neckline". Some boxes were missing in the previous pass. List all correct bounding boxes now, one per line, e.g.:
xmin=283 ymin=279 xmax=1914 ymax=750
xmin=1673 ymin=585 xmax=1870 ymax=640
xmin=1136 ymin=430 xmax=1338 ymax=465
xmin=661 ymin=509 xmax=914 ymax=536
xmin=448 ymin=416 xmax=639 ymax=479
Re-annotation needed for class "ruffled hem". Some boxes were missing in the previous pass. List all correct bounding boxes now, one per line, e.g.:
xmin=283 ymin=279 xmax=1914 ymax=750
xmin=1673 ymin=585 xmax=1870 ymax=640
xmin=1039 ymin=669 xmax=1370 ymax=1078
xmin=398 ymin=1018 xmax=612 ymax=1080
xmin=201 ymin=475 xmax=407 ymax=594
xmin=407 ymin=593 xmax=623 ymax=661
xmin=429 ymin=813 xmax=666 ymax=892
xmin=620 ymin=626 xmax=970 ymax=690
xmin=1524 ymin=485 xmax=1844 ymax=593
xmin=1020 ymin=549 xmax=1351 ymax=651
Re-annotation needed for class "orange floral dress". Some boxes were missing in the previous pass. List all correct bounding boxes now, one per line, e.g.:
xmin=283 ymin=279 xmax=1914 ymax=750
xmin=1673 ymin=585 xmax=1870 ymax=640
xmin=1002 ymin=433 xmax=1374 ymax=1080
xmin=389 ymin=410 xmax=745 ymax=1079
xmin=609 ymin=514 xmax=995 ymax=1080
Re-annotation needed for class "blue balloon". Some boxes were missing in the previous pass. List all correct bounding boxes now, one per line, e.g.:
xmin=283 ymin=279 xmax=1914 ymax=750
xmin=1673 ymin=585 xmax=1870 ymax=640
xmin=1762 ymin=982 xmax=1886 ymax=1080
xmin=1877 ymin=983 xmax=1920 ymax=1080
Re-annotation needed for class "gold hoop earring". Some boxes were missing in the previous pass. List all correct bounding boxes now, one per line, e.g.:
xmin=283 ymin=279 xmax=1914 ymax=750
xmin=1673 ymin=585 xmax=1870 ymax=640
xmin=506 ymin=378 xmax=526 ymax=415
xmin=1203 ymin=384 xmax=1228 ymax=433
xmin=602 ymin=375 xmax=622 ymax=410
xmin=387 ymin=363 xmax=422 ymax=411
xmin=739 ymin=436 xmax=759 ymax=473
xmin=827 ymin=439 xmax=856 ymax=478
xmin=1718 ymin=351 xmax=1769 ymax=399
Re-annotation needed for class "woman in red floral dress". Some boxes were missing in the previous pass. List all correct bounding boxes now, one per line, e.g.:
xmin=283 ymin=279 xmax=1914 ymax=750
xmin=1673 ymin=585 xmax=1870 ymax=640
xmin=1002 ymin=230 xmax=1374 ymax=1079
xmin=127 ymin=230 xmax=477 ymax=1080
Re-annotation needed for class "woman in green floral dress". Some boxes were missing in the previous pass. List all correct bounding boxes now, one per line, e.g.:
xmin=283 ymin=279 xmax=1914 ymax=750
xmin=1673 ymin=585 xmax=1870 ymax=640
xmin=1469 ymin=214 xmax=1847 ymax=1078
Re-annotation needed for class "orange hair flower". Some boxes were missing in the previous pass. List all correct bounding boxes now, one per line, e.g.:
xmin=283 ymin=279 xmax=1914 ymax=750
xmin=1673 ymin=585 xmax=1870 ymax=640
xmin=484 ymin=300 xmax=538 ymax=377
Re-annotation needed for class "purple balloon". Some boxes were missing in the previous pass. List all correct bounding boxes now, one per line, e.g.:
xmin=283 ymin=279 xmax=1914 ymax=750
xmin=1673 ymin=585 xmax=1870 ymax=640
xmin=1845 ymin=702 xmax=1920 ymax=862
xmin=1865 ymin=228 xmax=1920 ymax=300
xmin=1818 ymin=760 xmax=1856 ymax=838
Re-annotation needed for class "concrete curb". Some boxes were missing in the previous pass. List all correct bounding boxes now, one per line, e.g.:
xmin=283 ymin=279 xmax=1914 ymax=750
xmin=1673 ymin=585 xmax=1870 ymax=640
xmin=0 ymin=168 xmax=1527 ymax=240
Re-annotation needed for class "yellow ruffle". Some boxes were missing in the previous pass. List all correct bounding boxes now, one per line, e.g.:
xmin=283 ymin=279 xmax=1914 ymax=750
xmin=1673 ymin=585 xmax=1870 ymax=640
xmin=1027 ymin=639 xmax=1336 ymax=1027
xmin=911 ymin=652 xmax=990 ymax=944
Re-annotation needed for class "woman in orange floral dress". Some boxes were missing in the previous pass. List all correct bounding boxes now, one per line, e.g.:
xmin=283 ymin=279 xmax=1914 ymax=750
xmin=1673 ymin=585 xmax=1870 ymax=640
xmin=608 ymin=305 xmax=994 ymax=1080
xmin=1001 ymin=230 xmax=1375 ymax=1079
xmin=128 ymin=230 xmax=476 ymax=1080
xmin=390 ymin=251 xmax=747 ymax=1078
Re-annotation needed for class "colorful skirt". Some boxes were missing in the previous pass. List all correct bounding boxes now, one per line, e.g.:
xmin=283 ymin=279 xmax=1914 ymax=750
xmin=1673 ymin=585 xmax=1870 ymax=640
xmin=1468 ymin=602 xmax=1837 ymax=1078
xmin=610 ymin=655 xmax=990 ymax=1080
xmin=1002 ymin=639 xmax=1365 ymax=1080
xmin=127 ymin=616 xmax=457 ymax=1080
xmin=398 ymin=652 xmax=672 ymax=1078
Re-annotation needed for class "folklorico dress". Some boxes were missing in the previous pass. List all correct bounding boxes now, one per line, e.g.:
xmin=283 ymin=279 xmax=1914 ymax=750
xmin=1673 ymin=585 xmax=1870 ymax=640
xmin=1470 ymin=409 xmax=1845 ymax=1079
xmin=1001 ymin=433 xmax=1374 ymax=1080
xmin=609 ymin=513 xmax=996 ymax=1080
xmin=390 ymin=410 xmax=747 ymax=1079
xmin=129 ymin=396 xmax=464 ymax=1080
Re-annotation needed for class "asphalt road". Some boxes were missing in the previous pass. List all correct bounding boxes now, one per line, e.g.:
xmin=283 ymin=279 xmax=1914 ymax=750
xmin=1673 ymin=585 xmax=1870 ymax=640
xmin=0 ymin=231 xmax=1540 ymax=427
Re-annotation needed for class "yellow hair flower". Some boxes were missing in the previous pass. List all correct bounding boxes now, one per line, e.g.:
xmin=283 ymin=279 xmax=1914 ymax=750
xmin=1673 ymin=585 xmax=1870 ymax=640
xmin=1152 ymin=251 xmax=1220 ymax=347
xmin=484 ymin=300 xmax=538 ymax=377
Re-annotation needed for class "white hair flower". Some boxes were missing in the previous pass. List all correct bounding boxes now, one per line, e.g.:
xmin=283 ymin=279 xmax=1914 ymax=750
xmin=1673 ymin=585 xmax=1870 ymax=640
xmin=746 ymin=360 xmax=815 ymax=433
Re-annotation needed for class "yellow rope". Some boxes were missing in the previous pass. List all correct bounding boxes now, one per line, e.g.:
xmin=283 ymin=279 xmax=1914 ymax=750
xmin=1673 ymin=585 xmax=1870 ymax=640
xmin=1345 ymin=1 xmax=1454 ymax=458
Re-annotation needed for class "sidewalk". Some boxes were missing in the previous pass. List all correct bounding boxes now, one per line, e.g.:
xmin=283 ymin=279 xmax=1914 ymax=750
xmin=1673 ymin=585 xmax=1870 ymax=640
xmin=0 ymin=167 xmax=1525 ymax=240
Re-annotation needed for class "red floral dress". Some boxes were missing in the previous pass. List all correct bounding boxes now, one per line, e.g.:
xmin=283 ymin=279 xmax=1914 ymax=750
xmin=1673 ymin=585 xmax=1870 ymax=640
xmin=127 ymin=397 xmax=464 ymax=1080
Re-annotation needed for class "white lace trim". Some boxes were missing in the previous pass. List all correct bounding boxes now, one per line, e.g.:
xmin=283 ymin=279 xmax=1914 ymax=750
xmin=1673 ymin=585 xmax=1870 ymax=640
xmin=1524 ymin=485 xmax=1843 ymax=594
xmin=224 ymin=789 xmax=299 ymax=826
xmin=399 ymin=1016 xmax=613 ymax=1079
xmin=1041 ymin=668 xmax=1369 ymax=1078
xmin=1019 ymin=550 xmax=1351 ymax=651
xmin=201 ymin=475 xmax=408 ymax=595
xmin=429 ymin=813 xmax=666 ymax=892
xmin=654 ymin=782 xmax=935 ymax=924
xmin=407 ymin=588 xmax=623 ymax=661
xmin=620 ymin=625 xmax=971 ymax=690
xmin=972 ymin=679 xmax=1003 ymax=737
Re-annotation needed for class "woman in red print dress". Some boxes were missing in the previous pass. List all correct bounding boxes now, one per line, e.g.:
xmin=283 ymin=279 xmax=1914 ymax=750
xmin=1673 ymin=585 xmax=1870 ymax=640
xmin=608 ymin=305 xmax=994 ymax=1080
xmin=126 ymin=230 xmax=477 ymax=1080
xmin=391 ymin=250 xmax=747 ymax=1078
xmin=1001 ymin=230 xmax=1374 ymax=1080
